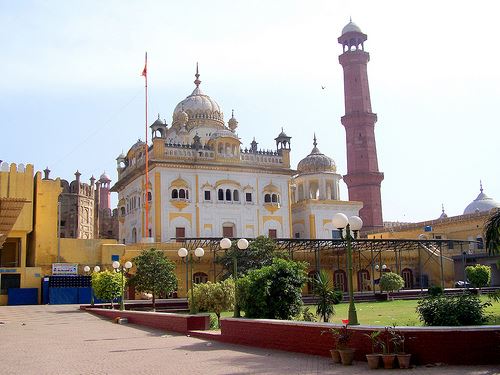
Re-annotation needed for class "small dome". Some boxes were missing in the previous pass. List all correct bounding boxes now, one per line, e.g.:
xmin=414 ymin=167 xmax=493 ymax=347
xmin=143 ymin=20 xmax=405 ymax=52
xmin=151 ymin=115 xmax=165 ymax=127
xmin=463 ymin=183 xmax=500 ymax=214
xmin=297 ymin=136 xmax=336 ymax=174
xmin=342 ymin=20 xmax=362 ymax=35
xmin=209 ymin=129 xmax=239 ymax=141
xmin=100 ymin=172 xmax=111 ymax=182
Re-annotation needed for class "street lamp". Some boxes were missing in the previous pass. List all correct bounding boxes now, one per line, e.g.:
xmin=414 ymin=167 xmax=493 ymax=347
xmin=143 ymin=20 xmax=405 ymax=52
xmin=83 ymin=265 xmax=100 ymax=306
xmin=177 ymin=247 xmax=204 ymax=314
xmin=112 ymin=260 xmax=132 ymax=311
xmin=220 ymin=237 xmax=249 ymax=317
xmin=332 ymin=213 xmax=363 ymax=326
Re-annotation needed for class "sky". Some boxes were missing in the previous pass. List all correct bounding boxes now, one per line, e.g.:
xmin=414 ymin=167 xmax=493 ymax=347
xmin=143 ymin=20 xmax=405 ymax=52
xmin=1 ymin=0 xmax=499 ymax=223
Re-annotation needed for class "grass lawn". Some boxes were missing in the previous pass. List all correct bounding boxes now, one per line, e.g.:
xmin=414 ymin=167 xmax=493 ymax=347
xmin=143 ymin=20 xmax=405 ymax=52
xmin=211 ymin=296 xmax=500 ymax=327
xmin=314 ymin=296 xmax=500 ymax=326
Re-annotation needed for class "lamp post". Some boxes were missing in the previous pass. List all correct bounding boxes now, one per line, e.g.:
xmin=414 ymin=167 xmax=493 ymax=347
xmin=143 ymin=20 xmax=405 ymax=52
xmin=112 ymin=260 xmax=132 ymax=311
xmin=83 ymin=265 xmax=100 ymax=306
xmin=177 ymin=247 xmax=204 ymax=314
xmin=220 ymin=237 xmax=249 ymax=318
xmin=332 ymin=213 xmax=363 ymax=326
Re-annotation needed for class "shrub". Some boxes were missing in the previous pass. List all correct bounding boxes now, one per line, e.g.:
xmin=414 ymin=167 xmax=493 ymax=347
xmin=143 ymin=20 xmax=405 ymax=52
xmin=312 ymin=270 xmax=343 ymax=322
xmin=427 ymin=285 xmax=444 ymax=297
xmin=300 ymin=306 xmax=316 ymax=322
xmin=238 ymin=258 xmax=308 ymax=319
xmin=92 ymin=270 xmax=122 ymax=308
xmin=380 ymin=272 xmax=405 ymax=296
xmin=416 ymin=293 xmax=491 ymax=326
xmin=466 ymin=264 xmax=491 ymax=289
xmin=192 ymin=279 xmax=235 ymax=327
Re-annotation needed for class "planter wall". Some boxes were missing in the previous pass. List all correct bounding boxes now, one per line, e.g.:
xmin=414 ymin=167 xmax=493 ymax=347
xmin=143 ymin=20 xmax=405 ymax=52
xmin=219 ymin=319 xmax=500 ymax=365
xmin=82 ymin=306 xmax=209 ymax=333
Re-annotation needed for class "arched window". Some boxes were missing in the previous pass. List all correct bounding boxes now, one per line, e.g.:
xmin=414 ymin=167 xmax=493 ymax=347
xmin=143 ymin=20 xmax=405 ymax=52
xmin=264 ymin=194 xmax=271 ymax=203
xmin=334 ymin=270 xmax=347 ymax=292
xmin=193 ymin=272 xmax=209 ymax=284
xmin=225 ymin=189 xmax=232 ymax=201
xmin=147 ymin=192 xmax=152 ymax=202
xmin=179 ymin=189 xmax=186 ymax=199
xmin=218 ymin=189 xmax=224 ymax=200
xmin=271 ymin=194 xmax=277 ymax=203
xmin=172 ymin=189 xmax=178 ymax=199
xmin=357 ymin=269 xmax=370 ymax=292
xmin=120 ymin=207 xmax=125 ymax=216
xmin=233 ymin=190 xmax=239 ymax=201
xmin=401 ymin=268 xmax=413 ymax=289
xmin=186 ymin=190 xmax=189 ymax=199
xmin=132 ymin=228 xmax=137 ymax=243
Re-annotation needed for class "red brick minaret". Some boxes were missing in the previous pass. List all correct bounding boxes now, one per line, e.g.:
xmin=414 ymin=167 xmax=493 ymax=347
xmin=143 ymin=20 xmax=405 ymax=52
xmin=338 ymin=20 xmax=384 ymax=231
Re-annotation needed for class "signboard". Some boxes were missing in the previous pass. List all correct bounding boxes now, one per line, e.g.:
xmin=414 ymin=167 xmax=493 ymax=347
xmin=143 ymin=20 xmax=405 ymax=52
xmin=52 ymin=263 xmax=78 ymax=275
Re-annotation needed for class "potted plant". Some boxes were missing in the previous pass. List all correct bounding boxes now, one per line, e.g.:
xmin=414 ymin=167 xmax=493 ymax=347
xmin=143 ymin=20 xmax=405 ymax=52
xmin=380 ymin=327 xmax=396 ymax=369
xmin=336 ymin=319 xmax=355 ymax=365
xmin=364 ymin=330 xmax=383 ymax=369
xmin=321 ymin=328 xmax=341 ymax=363
xmin=389 ymin=326 xmax=412 ymax=369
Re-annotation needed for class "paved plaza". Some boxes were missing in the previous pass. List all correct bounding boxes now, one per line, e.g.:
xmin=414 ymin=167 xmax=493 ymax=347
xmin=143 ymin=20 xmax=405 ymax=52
xmin=0 ymin=305 xmax=498 ymax=375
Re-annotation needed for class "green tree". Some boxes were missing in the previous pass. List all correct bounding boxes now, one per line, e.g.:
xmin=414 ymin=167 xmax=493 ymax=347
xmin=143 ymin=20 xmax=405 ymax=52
xmin=380 ymin=272 xmax=405 ymax=298
xmin=312 ymin=270 xmax=343 ymax=322
xmin=484 ymin=209 xmax=500 ymax=255
xmin=92 ymin=270 xmax=122 ymax=308
xmin=192 ymin=279 xmax=235 ymax=327
xmin=465 ymin=264 xmax=491 ymax=291
xmin=238 ymin=258 xmax=308 ymax=320
xmin=131 ymin=248 xmax=177 ymax=310
xmin=215 ymin=236 xmax=287 ymax=278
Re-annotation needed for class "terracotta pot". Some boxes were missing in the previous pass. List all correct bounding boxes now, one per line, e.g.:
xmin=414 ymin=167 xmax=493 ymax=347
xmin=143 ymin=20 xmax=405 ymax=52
xmin=366 ymin=353 xmax=381 ymax=369
xmin=381 ymin=353 xmax=396 ymax=369
xmin=338 ymin=348 xmax=355 ymax=366
xmin=330 ymin=349 xmax=341 ymax=364
xmin=397 ymin=353 xmax=412 ymax=369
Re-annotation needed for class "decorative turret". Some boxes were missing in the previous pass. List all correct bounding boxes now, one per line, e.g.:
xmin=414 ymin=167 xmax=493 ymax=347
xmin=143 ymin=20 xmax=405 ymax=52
xmin=228 ymin=109 xmax=238 ymax=132
xmin=274 ymin=127 xmax=291 ymax=153
xmin=150 ymin=114 xmax=167 ymax=139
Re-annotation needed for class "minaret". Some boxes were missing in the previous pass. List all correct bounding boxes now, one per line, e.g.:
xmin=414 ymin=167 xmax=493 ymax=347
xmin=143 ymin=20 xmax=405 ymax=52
xmin=338 ymin=20 xmax=384 ymax=231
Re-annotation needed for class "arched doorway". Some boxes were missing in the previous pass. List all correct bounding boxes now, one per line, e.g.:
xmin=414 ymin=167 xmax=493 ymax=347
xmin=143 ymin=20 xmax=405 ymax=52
xmin=401 ymin=268 xmax=413 ymax=289
xmin=357 ymin=269 xmax=371 ymax=292
xmin=334 ymin=270 xmax=347 ymax=292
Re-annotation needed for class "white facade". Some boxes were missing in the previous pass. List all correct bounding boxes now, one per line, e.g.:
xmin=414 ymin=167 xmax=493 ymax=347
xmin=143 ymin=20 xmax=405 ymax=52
xmin=113 ymin=69 xmax=293 ymax=243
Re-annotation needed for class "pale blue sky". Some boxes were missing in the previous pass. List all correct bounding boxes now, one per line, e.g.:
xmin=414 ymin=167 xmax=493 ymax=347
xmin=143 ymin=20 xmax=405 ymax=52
xmin=1 ymin=0 xmax=499 ymax=223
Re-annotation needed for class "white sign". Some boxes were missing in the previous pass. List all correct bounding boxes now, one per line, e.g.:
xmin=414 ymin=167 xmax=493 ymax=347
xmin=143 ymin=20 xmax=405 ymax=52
xmin=52 ymin=263 xmax=78 ymax=275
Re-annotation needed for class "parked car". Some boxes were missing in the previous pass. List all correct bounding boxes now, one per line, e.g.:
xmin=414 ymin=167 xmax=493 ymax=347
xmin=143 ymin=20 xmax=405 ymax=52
xmin=455 ymin=280 xmax=471 ymax=288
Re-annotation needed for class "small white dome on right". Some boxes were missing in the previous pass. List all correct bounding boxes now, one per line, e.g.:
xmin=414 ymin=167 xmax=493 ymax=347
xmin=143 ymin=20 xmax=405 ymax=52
xmin=463 ymin=182 xmax=500 ymax=214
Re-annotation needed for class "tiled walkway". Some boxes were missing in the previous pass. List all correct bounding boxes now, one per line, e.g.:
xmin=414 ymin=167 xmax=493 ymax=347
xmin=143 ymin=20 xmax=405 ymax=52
xmin=0 ymin=305 xmax=498 ymax=375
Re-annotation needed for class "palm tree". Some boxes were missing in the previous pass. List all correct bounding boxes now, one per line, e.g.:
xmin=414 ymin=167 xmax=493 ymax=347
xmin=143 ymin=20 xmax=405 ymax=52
xmin=484 ymin=209 xmax=500 ymax=255
xmin=313 ymin=270 xmax=342 ymax=322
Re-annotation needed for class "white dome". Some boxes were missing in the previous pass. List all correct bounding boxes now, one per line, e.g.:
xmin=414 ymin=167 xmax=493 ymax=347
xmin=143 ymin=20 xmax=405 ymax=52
xmin=342 ymin=20 xmax=362 ymax=35
xmin=297 ymin=137 xmax=336 ymax=174
xmin=463 ymin=185 xmax=500 ymax=214
xmin=172 ymin=66 xmax=224 ymax=128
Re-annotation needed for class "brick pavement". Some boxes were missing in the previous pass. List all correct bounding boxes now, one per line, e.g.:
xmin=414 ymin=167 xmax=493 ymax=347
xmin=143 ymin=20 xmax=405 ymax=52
xmin=0 ymin=305 xmax=498 ymax=375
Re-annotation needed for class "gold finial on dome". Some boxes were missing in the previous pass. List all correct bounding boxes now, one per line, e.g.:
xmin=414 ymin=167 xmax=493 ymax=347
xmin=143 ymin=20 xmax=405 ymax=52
xmin=194 ymin=62 xmax=201 ymax=87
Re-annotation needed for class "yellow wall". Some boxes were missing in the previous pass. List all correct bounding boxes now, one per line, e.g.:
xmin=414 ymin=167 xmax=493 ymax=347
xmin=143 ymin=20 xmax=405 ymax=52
xmin=0 ymin=163 xmax=34 ymax=232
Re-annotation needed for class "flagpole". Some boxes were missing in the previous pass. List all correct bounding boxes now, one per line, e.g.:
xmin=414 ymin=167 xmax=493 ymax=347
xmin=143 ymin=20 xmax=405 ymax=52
xmin=143 ymin=52 xmax=150 ymax=240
